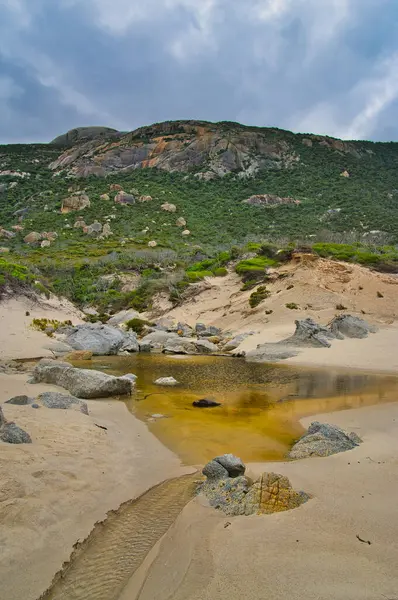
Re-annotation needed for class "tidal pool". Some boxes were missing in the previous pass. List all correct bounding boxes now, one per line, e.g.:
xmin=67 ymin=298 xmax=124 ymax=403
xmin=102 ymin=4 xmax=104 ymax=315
xmin=86 ymin=354 xmax=398 ymax=465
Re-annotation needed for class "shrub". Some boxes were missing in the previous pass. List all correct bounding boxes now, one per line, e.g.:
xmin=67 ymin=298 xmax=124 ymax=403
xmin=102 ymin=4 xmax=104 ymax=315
xmin=185 ymin=270 xmax=213 ymax=282
xmin=32 ymin=318 xmax=72 ymax=331
xmin=285 ymin=302 xmax=299 ymax=310
xmin=84 ymin=313 xmax=110 ymax=324
xmin=240 ymin=279 xmax=260 ymax=291
xmin=213 ymin=267 xmax=228 ymax=277
xmin=235 ymin=257 xmax=276 ymax=282
xmin=249 ymin=286 xmax=270 ymax=308
xmin=125 ymin=317 xmax=152 ymax=335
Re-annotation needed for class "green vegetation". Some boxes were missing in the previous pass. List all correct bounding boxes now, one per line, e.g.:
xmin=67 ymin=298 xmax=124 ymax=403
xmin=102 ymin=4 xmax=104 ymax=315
xmin=1 ymin=124 xmax=398 ymax=312
xmin=312 ymin=243 xmax=398 ymax=271
xmin=286 ymin=302 xmax=299 ymax=310
xmin=235 ymin=257 xmax=276 ymax=283
xmin=31 ymin=318 xmax=72 ymax=332
xmin=125 ymin=317 xmax=153 ymax=335
xmin=249 ymin=286 xmax=271 ymax=308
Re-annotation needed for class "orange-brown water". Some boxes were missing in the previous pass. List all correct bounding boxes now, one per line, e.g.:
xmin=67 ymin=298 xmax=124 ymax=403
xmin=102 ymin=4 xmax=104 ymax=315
xmin=88 ymin=354 xmax=398 ymax=465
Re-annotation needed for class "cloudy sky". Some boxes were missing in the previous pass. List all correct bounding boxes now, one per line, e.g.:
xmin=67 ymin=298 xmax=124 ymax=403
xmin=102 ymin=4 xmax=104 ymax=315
xmin=1 ymin=0 xmax=398 ymax=143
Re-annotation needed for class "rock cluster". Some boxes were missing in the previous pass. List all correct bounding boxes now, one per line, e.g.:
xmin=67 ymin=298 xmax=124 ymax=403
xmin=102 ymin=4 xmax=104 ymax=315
xmin=199 ymin=454 xmax=310 ymax=516
xmin=135 ymin=320 xmax=227 ymax=355
xmin=246 ymin=315 xmax=376 ymax=362
xmin=288 ymin=421 xmax=362 ymax=459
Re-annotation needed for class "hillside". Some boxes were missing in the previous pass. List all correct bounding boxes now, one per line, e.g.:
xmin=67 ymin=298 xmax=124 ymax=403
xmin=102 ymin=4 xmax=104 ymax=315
xmin=0 ymin=119 xmax=397 ymax=312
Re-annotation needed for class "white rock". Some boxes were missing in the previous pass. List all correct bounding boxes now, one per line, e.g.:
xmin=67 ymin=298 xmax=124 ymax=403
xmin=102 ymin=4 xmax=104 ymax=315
xmin=154 ymin=377 xmax=179 ymax=386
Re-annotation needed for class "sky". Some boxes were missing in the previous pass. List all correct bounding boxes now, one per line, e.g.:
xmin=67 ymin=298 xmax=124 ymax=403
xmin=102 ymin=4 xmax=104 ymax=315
xmin=1 ymin=0 xmax=398 ymax=143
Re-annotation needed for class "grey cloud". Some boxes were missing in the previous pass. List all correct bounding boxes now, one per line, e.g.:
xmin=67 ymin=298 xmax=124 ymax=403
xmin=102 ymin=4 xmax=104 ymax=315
xmin=1 ymin=0 xmax=398 ymax=142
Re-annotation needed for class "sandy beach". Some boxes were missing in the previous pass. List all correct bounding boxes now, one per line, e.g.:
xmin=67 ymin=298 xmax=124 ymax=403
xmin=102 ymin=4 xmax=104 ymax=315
xmin=0 ymin=272 xmax=397 ymax=599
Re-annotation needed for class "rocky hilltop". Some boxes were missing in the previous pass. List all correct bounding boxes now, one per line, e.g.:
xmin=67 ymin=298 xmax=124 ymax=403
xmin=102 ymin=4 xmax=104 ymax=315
xmin=50 ymin=126 xmax=120 ymax=148
xmin=49 ymin=119 xmax=374 ymax=178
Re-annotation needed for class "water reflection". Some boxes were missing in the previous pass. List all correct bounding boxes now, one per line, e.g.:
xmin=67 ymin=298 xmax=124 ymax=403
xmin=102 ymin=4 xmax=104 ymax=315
xmin=86 ymin=354 xmax=398 ymax=464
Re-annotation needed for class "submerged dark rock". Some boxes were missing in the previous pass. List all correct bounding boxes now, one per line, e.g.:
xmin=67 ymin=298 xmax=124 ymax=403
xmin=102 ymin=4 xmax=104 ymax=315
xmin=193 ymin=399 xmax=221 ymax=408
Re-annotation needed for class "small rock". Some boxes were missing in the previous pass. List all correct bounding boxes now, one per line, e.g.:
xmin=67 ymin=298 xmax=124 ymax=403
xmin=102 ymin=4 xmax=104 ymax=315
xmin=161 ymin=202 xmax=177 ymax=213
xmin=38 ymin=392 xmax=89 ymax=415
xmin=5 ymin=395 xmax=34 ymax=406
xmin=202 ymin=460 xmax=229 ymax=480
xmin=214 ymin=454 xmax=246 ymax=477
xmin=31 ymin=404 xmax=40 ymax=409
xmin=0 ymin=423 xmax=32 ymax=444
xmin=154 ymin=377 xmax=179 ymax=386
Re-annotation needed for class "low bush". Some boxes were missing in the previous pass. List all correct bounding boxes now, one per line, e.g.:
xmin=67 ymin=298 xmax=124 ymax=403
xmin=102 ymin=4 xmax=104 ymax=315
xmin=285 ymin=302 xmax=299 ymax=310
xmin=125 ymin=317 xmax=153 ymax=335
xmin=235 ymin=257 xmax=276 ymax=281
xmin=249 ymin=286 xmax=270 ymax=308
xmin=31 ymin=318 xmax=72 ymax=331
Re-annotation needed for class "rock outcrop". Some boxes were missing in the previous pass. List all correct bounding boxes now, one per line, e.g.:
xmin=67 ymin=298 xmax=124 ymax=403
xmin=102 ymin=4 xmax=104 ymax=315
xmin=288 ymin=421 xmax=362 ymax=459
xmin=50 ymin=126 xmax=119 ymax=146
xmin=330 ymin=315 xmax=377 ymax=339
xmin=32 ymin=359 xmax=134 ymax=398
xmin=245 ymin=316 xmax=375 ymax=362
xmin=65 ymin=323 xmax=139 ymax=355
xmin=199 ymin=454 xmax=310 ymax=516
xmin=48 ymin=120 xmax=301 ymax=178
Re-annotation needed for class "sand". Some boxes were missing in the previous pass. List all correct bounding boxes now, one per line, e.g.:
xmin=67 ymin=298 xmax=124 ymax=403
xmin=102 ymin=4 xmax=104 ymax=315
xmin=0 ymin=374 xmax=193 ymax=600
xmin=121 ymin=402 xmax=398 ymax=600
xmin=0 ymin=295 xmax=84 ymax=360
